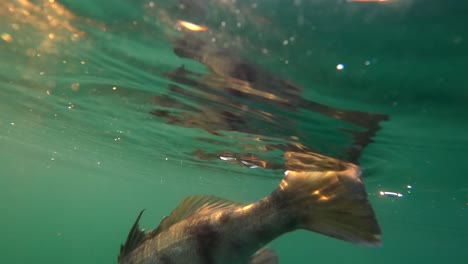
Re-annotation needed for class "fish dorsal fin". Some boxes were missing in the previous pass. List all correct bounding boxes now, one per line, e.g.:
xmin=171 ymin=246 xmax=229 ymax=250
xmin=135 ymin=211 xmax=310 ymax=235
xmin=152 ymin=195 xmax=241 ymax=235
xmin=248 ymin=248 xmax=278 ymax=264
xmin=118 ymin=210 xmax=147 ymax=261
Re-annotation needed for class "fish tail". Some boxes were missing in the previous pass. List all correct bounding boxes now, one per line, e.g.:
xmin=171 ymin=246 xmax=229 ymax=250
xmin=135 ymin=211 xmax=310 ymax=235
xmin=275 ymin=158 xmax=381 ymax=246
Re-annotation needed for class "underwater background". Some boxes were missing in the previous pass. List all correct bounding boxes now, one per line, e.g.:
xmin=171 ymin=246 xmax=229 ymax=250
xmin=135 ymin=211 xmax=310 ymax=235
xmin=0 ymin=0 xmax=467 ymax=263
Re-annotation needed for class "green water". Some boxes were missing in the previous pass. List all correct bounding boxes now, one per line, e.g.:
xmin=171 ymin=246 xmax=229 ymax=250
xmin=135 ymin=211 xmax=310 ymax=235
xmin=1 ymin=0 xmax=467 ymax=263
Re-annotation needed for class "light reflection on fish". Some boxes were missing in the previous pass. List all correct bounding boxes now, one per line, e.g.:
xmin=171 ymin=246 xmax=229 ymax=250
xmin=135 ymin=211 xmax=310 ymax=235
xmin=118 ymin=157 xmax=381 ymax=264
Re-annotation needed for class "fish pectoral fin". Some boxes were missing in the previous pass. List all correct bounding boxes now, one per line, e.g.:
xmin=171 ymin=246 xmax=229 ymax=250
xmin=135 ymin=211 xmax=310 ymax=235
xmin=248 ymin=248 xmax=278 ymax=264
xmin=152 ymin=195 xmax=241 ymax=235
xmin=118 ymin=210 xmax=147 ymax=261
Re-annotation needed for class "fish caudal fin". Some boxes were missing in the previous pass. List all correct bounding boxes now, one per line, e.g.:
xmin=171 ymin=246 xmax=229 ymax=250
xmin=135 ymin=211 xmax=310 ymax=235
xmin=276 ymin=161 xmax=381 ymax=246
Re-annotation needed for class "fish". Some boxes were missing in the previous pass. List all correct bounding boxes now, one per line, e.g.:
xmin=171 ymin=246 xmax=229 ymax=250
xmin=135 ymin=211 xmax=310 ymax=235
xmin=117 ymin=154 xmax=381 ymax=264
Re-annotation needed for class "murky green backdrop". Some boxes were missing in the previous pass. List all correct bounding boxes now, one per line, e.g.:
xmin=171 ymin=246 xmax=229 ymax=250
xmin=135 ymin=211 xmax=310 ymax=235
xmin=0 ymin=0 xmax=467 ymax=263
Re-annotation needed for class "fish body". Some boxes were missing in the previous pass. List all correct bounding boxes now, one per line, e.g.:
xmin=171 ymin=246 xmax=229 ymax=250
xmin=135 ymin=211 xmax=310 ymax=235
xmin=119 ymin=198 xmax=283 ymax=264
xmin=118 ymin=157 xmax=381 ymax=264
